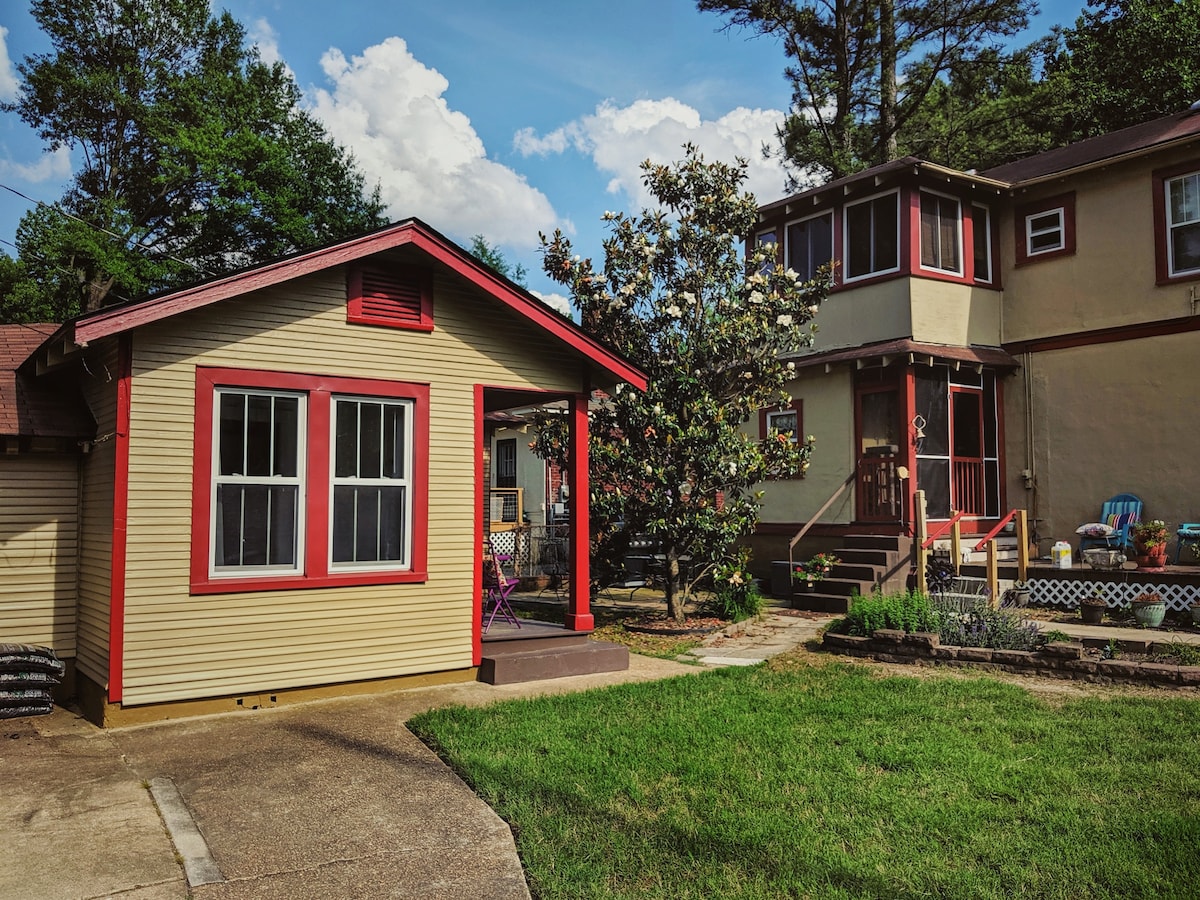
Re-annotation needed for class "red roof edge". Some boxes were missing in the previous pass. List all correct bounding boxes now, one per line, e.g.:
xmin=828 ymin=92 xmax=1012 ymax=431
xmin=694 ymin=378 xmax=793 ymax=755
xmin=62 ymin=219 xmax=647 ymax=391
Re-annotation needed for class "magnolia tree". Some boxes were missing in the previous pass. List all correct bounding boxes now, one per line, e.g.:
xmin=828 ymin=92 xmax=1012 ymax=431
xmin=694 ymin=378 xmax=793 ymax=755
xmin=534 ymin=145 xmax=830 ymax=621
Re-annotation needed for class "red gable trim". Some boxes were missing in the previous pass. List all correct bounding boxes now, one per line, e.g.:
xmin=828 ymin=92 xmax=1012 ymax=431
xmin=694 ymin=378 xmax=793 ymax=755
xmin=67 ymin=220 xmax=647 ymax=391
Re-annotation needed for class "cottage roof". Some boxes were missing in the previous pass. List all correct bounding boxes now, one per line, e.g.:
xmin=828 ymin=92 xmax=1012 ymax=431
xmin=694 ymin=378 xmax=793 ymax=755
xmin=0 ymin=323 xmax=94 ymax=439
xmin=28 ymin=218 xmax=647 ymax=392
xmin=781 ymin=338 xmax=1018 ymax=372
xmin=981 ymin=107 xmax=1200 ymax=184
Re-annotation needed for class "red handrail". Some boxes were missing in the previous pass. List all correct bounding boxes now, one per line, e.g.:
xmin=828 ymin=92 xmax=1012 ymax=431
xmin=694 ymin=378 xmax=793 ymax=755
xmin=921 ymin=510 xmax=965 ymax=550
xmin=974 ymin=509 xmax=1017 ymax=552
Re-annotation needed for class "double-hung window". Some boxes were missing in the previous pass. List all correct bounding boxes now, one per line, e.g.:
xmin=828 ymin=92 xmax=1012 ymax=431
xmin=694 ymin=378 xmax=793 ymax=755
xmin=919 ymin=191 xmax=962 ymax=275
xmin=844 ymin=191 xmax=899 ymax=281
xmin=214 ymin=390 xmax=305 ymax=572
xmin=786 ymin=212 xmax=834 ymax=283
xmin=1166 ymin=170 xmax=1200 ymax=277
xmin=331 ymin=397 xmax=411 ymax=569
xmin=192 ymin=368 xmax=429 ymax=594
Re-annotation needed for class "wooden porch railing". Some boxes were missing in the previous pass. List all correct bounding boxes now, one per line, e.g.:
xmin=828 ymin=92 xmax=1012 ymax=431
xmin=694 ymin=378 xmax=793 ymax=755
xmin=952 ymin=460 xmax=985 ymax=516
xmin=488 ymin=487 xmax=524 ymax=531
xmin=858 ymin=455 xmax=903 ymax=519
xmin=914 ymin=493 xmax=1030 ymax=603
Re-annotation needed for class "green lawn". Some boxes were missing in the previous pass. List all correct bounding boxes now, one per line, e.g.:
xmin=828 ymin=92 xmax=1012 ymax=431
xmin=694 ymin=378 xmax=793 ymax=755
xmin=410 ymin=659 xmax=1200 ymax=899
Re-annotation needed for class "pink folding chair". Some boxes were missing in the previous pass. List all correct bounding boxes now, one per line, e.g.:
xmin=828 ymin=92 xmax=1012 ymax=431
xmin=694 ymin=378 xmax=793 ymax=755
xmin=482 ymin=544 xmax=521 ymax=632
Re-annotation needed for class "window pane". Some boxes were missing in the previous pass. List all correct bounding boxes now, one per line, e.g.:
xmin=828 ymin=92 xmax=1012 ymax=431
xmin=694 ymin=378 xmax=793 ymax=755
xmin=1030 ymin=229 xmax=1062 ymax=252
xmin=1172 ymin=222 xmax=1200 ymax=273
xmin=359 ymin=402 xmax=383 ymax=479
xmin=920 ymin=195 xmax=938 ymax=268
xmin=383 ymin=404 xmax=405 ymax=479
xmin=335 ymin=400 xmax=358 ymax=478
xmin=245 ymin=395 xmax=273 ymax=477
xmin=952 ymin=392 xmax=982 ymax=458
xmin=873 ymin=194 xmax=898 ymax=272
xmin=768 ymin=412 xmax=797 ymax=435
xmin=846 ymin=202 xmax=871 ymax=278
xmin=1169 ymin=174 xmax=1200 ymax=224
xmin=332 ymin=485 xmax=406 ymax=563
xmin=273 ymin=396 xmax=299 ymax=477
xmin=217 ymin=484 xmax=297 ymax=567
xmin=973 ymin=207 xmax=991 ymax=282
xmin=1029 ymin=212 xmax=1060 ymax=232
xmin=810 ymin=215 xmax=833 ymax=279
xmin=218 ymin=393 xmax=245 ymax=476
xmin=939 ymin=202 xmax=959 ymax=271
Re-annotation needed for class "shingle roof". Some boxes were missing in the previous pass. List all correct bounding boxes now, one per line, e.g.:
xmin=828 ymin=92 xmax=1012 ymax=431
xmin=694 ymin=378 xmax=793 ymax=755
xmin=980 ymin=107 xmax=1200 ymax=184
xmin=0 ymin=324 xmax=94 ymax=439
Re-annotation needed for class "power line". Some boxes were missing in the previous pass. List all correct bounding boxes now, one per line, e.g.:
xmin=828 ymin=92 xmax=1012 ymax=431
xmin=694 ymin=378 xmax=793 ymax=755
xmin=0 ymin=181 xmax=218 ymax=278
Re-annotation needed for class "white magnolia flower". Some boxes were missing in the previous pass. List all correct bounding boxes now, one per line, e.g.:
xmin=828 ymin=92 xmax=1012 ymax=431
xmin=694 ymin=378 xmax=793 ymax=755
xmin=786 ymin=361 xmax=796 ymax=372
xmin=652 ymin=404 xmax=662 ymax=415
xmin=680 ymin=291 xmax=696 ymax=304
xmin=748 ymin=290 xmax=764 ymax=304
xmin=784 ymin=268 xmax=800 ymax=281
xmin=620 ymin=283 xmax=636 ymax=296
xmin=645 ymin=463 xmax=654 ymax=476
xmin=727 ymin=461 xmax=737 ymax=475
xmin=747 ymin=272 xmax=766 ymax=286
xmin=777 ymin=314 xmax=794 ymax=327
xmin=808 ymin=304 xmax=820 ymax=315
xmin=666 ymin=304 xmax=683 ymax=318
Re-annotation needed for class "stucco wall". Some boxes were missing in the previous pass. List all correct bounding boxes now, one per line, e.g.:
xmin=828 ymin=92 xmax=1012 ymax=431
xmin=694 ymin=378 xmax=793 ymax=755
xmin=809 ymin=280 xmax=911 ymax=350
xmin=120 ymin=266 xmax=582 ymax=705
xmin=1004 ymin=330 xmax=1200 ymax=556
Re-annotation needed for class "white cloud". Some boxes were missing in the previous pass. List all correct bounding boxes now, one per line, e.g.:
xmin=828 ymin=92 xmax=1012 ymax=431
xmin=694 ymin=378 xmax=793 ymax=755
xmin=514 ymin=98 xmax=793 ymax=209
xmin=530 ymin=290 xmax=572 ymax=317
xmin=306 ymin=37 xmax=563 ymax=252
xmin=0 ymin=146 xmax=72 ymax=183
xmin=0 ymin=26 xmax=19 ymax=102
xmin=247 ymin=18 xmax=296 ymax=82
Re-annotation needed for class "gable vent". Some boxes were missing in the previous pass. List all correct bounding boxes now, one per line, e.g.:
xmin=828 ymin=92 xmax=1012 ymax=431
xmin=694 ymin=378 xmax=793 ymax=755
xmin=347 ymin=264 xmax=433 ymax=331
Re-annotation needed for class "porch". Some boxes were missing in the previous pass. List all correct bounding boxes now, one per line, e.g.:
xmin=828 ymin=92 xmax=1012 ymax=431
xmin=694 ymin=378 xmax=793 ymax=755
xmin=478 ymin=618 xmax=629 ymax=685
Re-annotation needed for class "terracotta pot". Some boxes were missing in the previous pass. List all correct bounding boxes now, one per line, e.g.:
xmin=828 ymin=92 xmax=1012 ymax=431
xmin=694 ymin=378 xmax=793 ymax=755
xmin=1080 ymin=603 xmax=1105 ymax=625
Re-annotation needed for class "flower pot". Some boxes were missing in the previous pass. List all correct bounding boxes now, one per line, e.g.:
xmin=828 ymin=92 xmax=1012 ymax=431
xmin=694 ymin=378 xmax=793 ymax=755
xmin=1012 ymin=588 xmax=1031 ymax=608
xmin=1131 ymin=601 xmax=1167 ymax=629
xmin=1080 ymin=603 xmax=1105 ymax=625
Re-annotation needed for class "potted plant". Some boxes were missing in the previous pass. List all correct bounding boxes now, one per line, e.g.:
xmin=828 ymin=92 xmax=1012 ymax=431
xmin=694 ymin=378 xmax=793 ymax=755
xmin=792 ymin=552 xmax=839 ymax=590
xmin=1131 ymin=519 xmax=1170 ymax=569
xmin=1080 ymin=588 xmax=1107 ymax=625
xmin=1008 ymin=580 xmax=1031 ymax=608
xmin=1130 ymin=591 xmax=1168 ymax=628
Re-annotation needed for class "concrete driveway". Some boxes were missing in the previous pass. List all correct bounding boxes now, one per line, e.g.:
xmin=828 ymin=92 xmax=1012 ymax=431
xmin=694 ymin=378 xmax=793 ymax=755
xmin=2 ymin=655 xmax=690 ymax=899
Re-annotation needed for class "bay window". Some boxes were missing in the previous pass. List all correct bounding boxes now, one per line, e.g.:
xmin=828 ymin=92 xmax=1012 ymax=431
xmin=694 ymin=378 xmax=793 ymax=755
xmin=919 ymin=191 xmax=962 ymax=275
xmin=786 ymin=212 xmax=834 ymax=283
xmin=1167 ymin=170 xmax=1200 ymax=277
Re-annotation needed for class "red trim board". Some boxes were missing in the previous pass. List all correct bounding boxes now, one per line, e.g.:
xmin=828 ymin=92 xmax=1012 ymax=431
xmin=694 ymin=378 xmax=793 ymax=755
xmin=108 ymin=334 xmax=132 ymax=702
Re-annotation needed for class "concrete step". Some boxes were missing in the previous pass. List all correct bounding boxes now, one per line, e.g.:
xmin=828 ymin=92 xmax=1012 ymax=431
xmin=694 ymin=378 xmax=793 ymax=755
xmin=834 ymin=548 xmax=894 ymax=567
xmin=478 ymin=640 xmax=629 ymax=685
xmin=828 ymin=562 xmax=879 ymax=582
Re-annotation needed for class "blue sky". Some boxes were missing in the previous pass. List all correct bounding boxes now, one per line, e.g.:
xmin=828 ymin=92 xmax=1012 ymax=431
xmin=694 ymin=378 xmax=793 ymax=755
xmin=0 ymin=0 xmax=1087 ymax=311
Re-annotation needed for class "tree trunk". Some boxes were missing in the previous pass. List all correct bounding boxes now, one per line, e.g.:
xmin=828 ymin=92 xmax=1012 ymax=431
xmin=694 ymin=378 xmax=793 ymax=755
xmin=879 ymin=0 xmax=898 ymax=163
xmin=664 ymin=546 xmax=686 ymax=623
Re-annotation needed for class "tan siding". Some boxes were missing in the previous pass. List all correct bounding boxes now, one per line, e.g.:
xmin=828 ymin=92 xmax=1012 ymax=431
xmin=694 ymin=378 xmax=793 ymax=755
xmin=121 ymin=268 xmax=581 ymax=704
xmin=75 ymin=339 xmax=119 ymax=686
xmin=0 ymin=455 xmax=79 ymax=653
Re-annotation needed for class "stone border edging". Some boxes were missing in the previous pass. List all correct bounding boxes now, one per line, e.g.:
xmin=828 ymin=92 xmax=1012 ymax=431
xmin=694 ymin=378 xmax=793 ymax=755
xmin=823 ymin=629 xmax=1200 ymax=689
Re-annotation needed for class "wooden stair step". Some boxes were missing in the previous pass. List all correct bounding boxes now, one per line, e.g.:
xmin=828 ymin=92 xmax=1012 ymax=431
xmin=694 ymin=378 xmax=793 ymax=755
xmin=479 ymin=640 xmax=629 ymax=685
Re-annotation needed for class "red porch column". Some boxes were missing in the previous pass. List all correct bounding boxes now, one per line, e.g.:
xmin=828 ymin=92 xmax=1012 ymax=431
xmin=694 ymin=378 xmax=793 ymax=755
xmin=565 ymin=391 xmax=593 ymax=632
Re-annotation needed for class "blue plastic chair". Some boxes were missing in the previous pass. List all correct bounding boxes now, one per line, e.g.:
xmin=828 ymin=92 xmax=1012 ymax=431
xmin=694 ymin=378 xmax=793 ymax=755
xmin=1078 ymin=493 xmax=1141 ymax=554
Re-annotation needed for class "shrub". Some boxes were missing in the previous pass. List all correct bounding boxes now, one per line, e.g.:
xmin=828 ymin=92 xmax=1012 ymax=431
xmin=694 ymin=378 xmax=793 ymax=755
xmin=938 ymin=605 xmax=1041 ymax=651
xmin=710 ymin=551 xmax=766 ymax=623
xmin=1039 ymin=629 xmax=1073 ymax=646
xmin=838 ymin=591 xmax=939 ymax=636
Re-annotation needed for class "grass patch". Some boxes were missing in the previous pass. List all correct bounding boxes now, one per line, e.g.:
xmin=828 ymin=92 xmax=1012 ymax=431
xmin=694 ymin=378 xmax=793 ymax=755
xmin=411 ymin=661 xmax=1200 ymax=899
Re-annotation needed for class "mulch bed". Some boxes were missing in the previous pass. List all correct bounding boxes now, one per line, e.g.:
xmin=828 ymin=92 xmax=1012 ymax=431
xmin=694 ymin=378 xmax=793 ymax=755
xmin=622 ymin=613 xmax=726 ymax=635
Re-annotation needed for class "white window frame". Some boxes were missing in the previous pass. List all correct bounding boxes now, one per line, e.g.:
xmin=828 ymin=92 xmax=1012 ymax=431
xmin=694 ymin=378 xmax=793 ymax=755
xmin=972 ymin=203 xmax=993 ymax=284
xmin=1025 ymin=207 xmax=1065 ymax=257
xmin=785 ymin=211 xmax=835 ymax=284
xmin=1166 ymin=170 xmax=1200 ymax=277
xmin=843 ymin=189 xmax=901 ymax=283
xmin=918 ymin=189 xmax=963 ymax=276
xmin=329 ymin=395 xmax=414 ymax=572
xmin=766 ymin=409 xmax=799 ymax=442
xmin=211 ymin=388 xmax=307 ymax=577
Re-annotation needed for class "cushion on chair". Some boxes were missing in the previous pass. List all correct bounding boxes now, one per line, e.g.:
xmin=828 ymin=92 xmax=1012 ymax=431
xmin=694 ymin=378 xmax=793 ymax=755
xmin=1077 ymin=522 xmax=1114 ymax=537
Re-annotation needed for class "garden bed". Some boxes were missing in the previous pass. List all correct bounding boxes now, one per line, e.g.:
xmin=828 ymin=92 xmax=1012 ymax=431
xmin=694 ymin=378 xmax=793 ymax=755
xmin=824 ymin=629 xmax=1200 ymax=689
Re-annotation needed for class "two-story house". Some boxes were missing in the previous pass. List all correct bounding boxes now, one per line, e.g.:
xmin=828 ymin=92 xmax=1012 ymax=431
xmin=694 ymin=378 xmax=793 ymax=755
xmin=750 ymin=105 xmax=1200 ymax=577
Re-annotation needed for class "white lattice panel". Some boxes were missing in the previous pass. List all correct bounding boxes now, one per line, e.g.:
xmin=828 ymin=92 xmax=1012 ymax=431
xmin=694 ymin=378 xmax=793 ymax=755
xmin=1030 ymin=578 xmax=1199 ymax=613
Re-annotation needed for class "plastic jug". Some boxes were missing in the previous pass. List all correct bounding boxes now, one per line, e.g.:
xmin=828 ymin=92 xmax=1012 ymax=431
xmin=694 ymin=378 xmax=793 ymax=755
xmin=1051 ymin=541 xmax=1073 ymax=569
